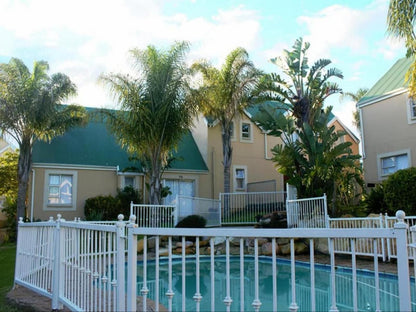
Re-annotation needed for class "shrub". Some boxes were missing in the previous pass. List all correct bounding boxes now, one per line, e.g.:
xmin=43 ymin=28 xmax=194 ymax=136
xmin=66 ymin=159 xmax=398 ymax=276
xmin=175 ymin=215 xmax=207 ymax=228
xmin=84 ymin=195 xmax=120 ymax=221
xmin=84 ymin=186 xmax=143 ymax=221
xmin=365 ymin=184 xmax=389 ymax=215
xmin=383 ymin=168 xmax=416 ymax=215
xmin=116 ymin=186 xmax=142 ymax=218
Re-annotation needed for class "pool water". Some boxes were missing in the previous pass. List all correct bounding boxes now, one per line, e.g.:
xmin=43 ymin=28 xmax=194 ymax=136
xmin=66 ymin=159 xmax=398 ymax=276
xmin=135 ymin=256 xmax=415 ymax=312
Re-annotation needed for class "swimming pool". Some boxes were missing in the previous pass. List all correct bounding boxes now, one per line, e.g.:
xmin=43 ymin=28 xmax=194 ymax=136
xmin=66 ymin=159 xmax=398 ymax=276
xmin=135 ymin=256 xmax=415 ymax=312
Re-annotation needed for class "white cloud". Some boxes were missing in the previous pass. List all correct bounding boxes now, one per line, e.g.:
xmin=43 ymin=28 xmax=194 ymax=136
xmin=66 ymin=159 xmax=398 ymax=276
xmin=297 ymin=1 xmax=388 ymax=61
xmin=0 ymin=1 xmax=262 ymax=107
xmin=332 ymin=99 xmax=359 ymax=136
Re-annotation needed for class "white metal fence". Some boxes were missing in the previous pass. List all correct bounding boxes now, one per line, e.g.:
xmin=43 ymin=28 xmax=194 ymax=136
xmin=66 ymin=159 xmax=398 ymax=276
xmin=15 ymin=211 xmax=414 ymax=312
xmin=15 ymin=215 xmax=127 ymax=311
xmin=220 ymin=191 xmax=286 ymax=225
xmin=286 ymin=195 xmax=328 ymax=228
xmin=130 ymin=203 xmax=176 ymax=228
xmin=176 ymin=195 xmax=220 ymax=227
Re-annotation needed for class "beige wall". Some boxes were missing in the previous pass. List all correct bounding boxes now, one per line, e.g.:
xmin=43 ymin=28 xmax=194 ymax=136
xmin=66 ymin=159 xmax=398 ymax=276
xmin=361 ymin=92 xmax=416 ymax=184
xmin=205 ymin=113 xmax=284 ymax=198
xmin=29 ymin=166 xmax=119 ymax=221
xmin=331 ymin=119 xmax=360 ymax=156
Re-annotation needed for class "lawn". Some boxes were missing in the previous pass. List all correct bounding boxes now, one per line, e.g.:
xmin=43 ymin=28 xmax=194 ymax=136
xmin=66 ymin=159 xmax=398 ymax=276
xmin=0 ymin=243 xmax=19 ymax=312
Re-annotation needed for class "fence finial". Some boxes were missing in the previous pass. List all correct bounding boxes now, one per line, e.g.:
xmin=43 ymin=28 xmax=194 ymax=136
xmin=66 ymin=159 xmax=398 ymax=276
xmin=57 ymin=214 xmax=62 ymax=221
xmin=18 ymin=217 xmax=24 ymax=224
xmin=49 ymin=216 xmax=54 ymax=222
xmin=118 ymin=214 xmax=124 ymax=221
xmin=129 ymin=215 xmax=136 ymax=223
xmin=396 ymin=210 xmax=405 ymax=223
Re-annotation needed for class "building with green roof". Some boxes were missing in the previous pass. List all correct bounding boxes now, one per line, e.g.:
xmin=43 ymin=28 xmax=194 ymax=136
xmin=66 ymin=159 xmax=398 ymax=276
xmin=357 ymin=57 xmax=415 ymax=186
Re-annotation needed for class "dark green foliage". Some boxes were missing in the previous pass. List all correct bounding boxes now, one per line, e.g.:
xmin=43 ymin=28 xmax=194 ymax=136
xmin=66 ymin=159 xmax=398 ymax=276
xmin=365 ymin=184 xmax=389 ymax=214
xmin=175 ymin=215 xmax=207 ymax=228
xmin=383 ymin=168 xmax=416 ymax=215
xmin=115 ymin=185 xmax=142 ymax=217
xmin=255 ymin=211 xmax=287 ymax=228
xmin=84 ymin=186 xmax=142 ymax=221
xmin=84 ymin=195 xmax=119 ymax=221
xmin=1 ymin=198 xmax=18 ymax=242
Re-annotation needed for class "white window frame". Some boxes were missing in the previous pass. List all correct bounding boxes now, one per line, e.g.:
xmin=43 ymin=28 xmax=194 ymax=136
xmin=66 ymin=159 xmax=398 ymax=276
xmin=240 ymin=120 xmax=253 ymax=143
xmin=377 ymin=149 xmax=411 ymax=180
xmin=233 ymin=165 xmax=247 ymax=192
xmin=407 ymin=97 xmax=416 ymax=124
xmin=230 ymin=121 xmax=236 ymax=141
xmin=43 ymin=170 xmax=77 ymax=211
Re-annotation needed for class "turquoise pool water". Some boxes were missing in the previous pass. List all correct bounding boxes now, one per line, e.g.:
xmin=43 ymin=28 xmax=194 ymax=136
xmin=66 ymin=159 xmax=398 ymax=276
xmin=135 ymin=256 xmax=415 ymax=312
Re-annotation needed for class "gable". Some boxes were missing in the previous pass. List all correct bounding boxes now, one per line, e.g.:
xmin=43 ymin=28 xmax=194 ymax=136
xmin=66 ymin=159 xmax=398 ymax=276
xmin=357 ymin=57 xmax=412 ymax=107
xmin=32 ymin=107 xmax=208 ymax=172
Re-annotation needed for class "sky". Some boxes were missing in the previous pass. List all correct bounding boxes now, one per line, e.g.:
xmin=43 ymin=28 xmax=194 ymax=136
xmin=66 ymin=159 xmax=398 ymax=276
xmin=0 ymin=0 xmax=406 ymax=135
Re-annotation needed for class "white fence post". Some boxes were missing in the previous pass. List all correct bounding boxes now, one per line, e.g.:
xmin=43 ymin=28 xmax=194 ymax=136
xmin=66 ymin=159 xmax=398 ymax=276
xmin=116 ymin=214 xmax=126 ymax=311
xmin=127 ymin=215 xmax=138 ymax=312
xmin=394 ymin=210 xmax=411 ymax=312
xmin=51 ymin=215 xmax=61 ymax=310
xmin=174 ymin=195 xmax=179 ymax=226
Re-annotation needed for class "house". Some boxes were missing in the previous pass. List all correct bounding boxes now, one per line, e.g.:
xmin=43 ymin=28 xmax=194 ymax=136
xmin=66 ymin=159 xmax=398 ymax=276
xmin=28 ymin=102 xmax=359 ymax=221
xmin=357 ymin=57 xmax=414 ymax=186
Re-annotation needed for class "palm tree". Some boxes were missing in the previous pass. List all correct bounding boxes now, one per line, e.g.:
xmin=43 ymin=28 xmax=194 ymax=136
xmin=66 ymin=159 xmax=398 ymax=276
xmin=192 ymin=48 xmax=262 ymax=194
xmin=259 ymin=108 xmax=361 ymax=214
xmin=387 ymin=0 xmax=416 ymax=97
xmin=0 ymin=58 xmax=87 ymax=221
xmin=340 ymin=87 xmax=368 ymax=132
xmin=100 ymin=42 xmax=196 ymax=204
xmin=257 ymin=37 xmax=343 ymax=128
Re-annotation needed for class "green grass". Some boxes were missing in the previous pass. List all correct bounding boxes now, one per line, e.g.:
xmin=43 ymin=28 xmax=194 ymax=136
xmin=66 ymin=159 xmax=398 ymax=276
xmin=0 ymin=243 xmax=20 ymax=312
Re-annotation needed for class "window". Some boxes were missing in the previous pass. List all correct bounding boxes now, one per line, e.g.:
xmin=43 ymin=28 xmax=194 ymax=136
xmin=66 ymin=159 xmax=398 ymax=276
xmin=407 ymin=98 xmax=416 ymax=124
xmin=44 ymin=170 xmax=77 ymax=211
xmin=164 ymin=179 xmax=195 ymax=204
xmin=230 ymin=121 xmax=236 ymax=140
xmin=124 ymin=177 xmax=135 ymax=188
xmin=377 ymin=150 xmax=411 ymax=179
xmin=240 ymin=121 xmax=252 ymax=142
xmin=48 ymin=174 xmax=73 ymax=204
xmin=233 ymin=166 xmax=247 ymax=191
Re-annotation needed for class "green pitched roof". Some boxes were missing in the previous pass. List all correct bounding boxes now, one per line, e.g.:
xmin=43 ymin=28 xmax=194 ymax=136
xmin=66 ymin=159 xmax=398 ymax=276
xmin=357 ymin=57 xmax=412 ymax=107
xmin=246 ymin=100 xmax=287 ymax=122
xmin=32 ymin=107 xmax=208 ymax=172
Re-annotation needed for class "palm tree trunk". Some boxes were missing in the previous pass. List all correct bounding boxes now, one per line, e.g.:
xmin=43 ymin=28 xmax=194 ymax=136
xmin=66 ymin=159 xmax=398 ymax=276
xmin=222 ymin=126 xmax=233 ymax=217
xmin=17 ymin=137 xmax=32 ymax=223
xmin=149 ymin=159 xmax=161 ymax=205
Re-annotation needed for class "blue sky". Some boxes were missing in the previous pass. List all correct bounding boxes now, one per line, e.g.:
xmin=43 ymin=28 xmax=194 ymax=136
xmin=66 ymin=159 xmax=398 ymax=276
xmin=0 ymin=0 xmax=406 ymax=133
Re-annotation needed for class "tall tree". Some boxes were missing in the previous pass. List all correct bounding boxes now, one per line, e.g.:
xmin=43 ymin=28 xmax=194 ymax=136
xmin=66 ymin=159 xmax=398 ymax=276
xmin=255 ymin=107 xmax=361 ymax=214
xmin=340 ymin=87 xmax=369 ymax=132
xmin=257 ymin=37 xmax=343 ymax=128
xmin=0 ymin=58 xmax=87 ymax=221
xmin=387 ymin=0 xmax=416 ymax=97
xmin=100 ymin=42 xmax=196 ymax=204
xmin=192 ymin=48 xmax=262 ymax=193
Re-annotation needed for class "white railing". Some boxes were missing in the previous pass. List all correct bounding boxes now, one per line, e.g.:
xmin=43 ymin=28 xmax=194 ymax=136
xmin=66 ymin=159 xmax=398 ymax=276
xmin=176 ymin=195 xmax=220 ymax=227
xmin=15 ymin=211 xmax=413 ymax=312
xmin=286 ymin=195 xmax=328 ymax=228
xmin=329 ymin=214 xmax=386 ymax=260
xmin=130 ymin=203 xmax=176 ymax=228
xmin=15 ymin=214 xmax=127 ymax=311
xmin=127 ymin=211 xmax=412 ymax=312
xmin=220 ymin=191 xmax=286 ymax=225
xmin=385 ymin=215 xmax=416 ymax=260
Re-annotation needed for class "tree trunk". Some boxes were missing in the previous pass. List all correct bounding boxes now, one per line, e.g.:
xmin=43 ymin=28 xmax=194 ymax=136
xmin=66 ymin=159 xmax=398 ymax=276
xmin=149 ymin=160 xmax=161 ymax=205
xmin=221 ymin=124 xmax=233 ymax=218
xmin=17 ymin=137 xmax=32 ymax=223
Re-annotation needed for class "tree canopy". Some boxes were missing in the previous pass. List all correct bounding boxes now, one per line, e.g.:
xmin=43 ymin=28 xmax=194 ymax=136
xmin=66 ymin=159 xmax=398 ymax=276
xmin=100 ymin=42 xmax=196 ymax=204
xmin=0 ymin=58 xmax=87 ymax=221
xmin=191 ymin=47 xmax=262 ymax=193
xmin=256 ymin=37 xmax=343 ymax=128
xmin=387 ymin=0 xmax=416 ymax=97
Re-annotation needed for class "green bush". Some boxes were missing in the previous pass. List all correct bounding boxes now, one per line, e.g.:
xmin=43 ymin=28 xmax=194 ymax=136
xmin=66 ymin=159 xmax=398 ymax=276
xmin=383 ymin=167 xmax=416 ymax=215
xmin=365 ymin=183 xmax=389 ymax=215
xmin=84 ymin=186 xmax=143 ymax=221
xmin=84 ymin=195 xmax=119 ymax=221
xmin=175 ymin=215 xmax=207 ymax=228
xmin=116 ymin=186 xmax=142 ymax=218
